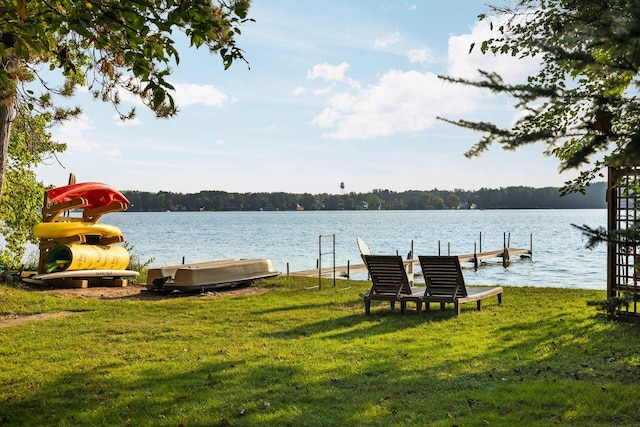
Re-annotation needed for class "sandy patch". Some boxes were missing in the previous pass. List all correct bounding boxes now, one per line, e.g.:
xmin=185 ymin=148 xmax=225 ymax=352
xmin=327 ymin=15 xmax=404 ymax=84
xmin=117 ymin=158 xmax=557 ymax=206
xmin=0 ymin=282 xmax=272 ymax=327
xmin=38 ymin=283 xmax=272 ymax=300
xmin=0 ymin=311 xmax=77 ymax=328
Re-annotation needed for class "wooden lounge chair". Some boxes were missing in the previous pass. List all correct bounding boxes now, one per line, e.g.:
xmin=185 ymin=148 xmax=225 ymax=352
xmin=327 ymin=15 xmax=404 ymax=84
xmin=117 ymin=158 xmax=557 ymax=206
xmin=357 ymin=237 xmax=415 ymax=285
xmin=360 ymin=255 xmax=425 ymax=314
xmin=356 ymin=237 xmax=372 ymax=258
xmin=418 ymin=255 xmax=503 ymax=316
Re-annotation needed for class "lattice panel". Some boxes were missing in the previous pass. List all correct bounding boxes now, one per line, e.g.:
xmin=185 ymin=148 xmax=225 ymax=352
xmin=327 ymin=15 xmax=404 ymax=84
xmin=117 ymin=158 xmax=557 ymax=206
xmin=608 ymin=166 xmax=640 ymax=317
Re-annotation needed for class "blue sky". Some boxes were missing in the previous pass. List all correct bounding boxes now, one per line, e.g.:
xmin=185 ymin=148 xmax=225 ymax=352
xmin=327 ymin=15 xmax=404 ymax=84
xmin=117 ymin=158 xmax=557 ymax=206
xmin=35 ymin=1 xmax=579 ymax=194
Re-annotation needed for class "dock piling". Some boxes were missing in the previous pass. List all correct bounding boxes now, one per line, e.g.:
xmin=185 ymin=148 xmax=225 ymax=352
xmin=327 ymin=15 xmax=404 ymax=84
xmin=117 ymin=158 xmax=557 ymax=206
xmin=473 ymin=242 xmax=479 ymax=270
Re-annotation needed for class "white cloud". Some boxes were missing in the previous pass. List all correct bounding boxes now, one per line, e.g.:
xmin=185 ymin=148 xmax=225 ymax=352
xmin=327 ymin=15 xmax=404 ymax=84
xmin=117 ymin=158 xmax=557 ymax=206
xmin=312 ymin=86 xmax=335 ymax=96
xmin=307 ymin=63 xmax=360 ymax=92
xmin=53 ymin=114 xmax=100 ymax=153
xmin=115 ymin=82 xmax=231 ymax=109
xmin=113 ymin=114 xmax=143 ymax=127
xmin=172 ymin=83 xmax=230 ymax=107
xmin=311 ymin=69 xmax=482 ymax=140
xmin=406 ymin=46 xmax=433 ymax=63
xmin=447 ymin=16 xmax=540 ymax=82
xmin=307 ymin=62 xmax=350 ymax=82
xmin=291 ymin=86 xmax=306 ymax=96
xmin=306 ymin=14 xmax=540 ymax=141
xmin=53 ymin=114 xmax=126 ymax=159
xmin=311 ymin=107 xmax=343 ymax=128
xmin=374 ymin=30 xmax=401 ymax=49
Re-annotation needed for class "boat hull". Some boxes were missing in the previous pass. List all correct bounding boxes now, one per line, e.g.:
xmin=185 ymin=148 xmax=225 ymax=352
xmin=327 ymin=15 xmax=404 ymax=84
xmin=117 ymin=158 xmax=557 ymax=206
xmin=146 ymin=258 xmax=279 ymax=291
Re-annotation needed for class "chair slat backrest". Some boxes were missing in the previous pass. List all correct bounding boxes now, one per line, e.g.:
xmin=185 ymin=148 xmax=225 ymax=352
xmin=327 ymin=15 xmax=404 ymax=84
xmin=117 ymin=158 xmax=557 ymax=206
xmin=418 ymin=256 xmax=468 ymax=298
xmin=363 ymin=255 xmax=412 ymax=296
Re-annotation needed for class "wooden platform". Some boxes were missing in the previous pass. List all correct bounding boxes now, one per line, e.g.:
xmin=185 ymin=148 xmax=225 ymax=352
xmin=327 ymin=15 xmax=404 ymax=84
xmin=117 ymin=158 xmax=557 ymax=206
xmin=290 ymin=247 xmax=532 ymax=278
xmin=458 ymin=247 xmax=532 ymax=269
xmin=24 ymin=277 xmax=130 ymax=288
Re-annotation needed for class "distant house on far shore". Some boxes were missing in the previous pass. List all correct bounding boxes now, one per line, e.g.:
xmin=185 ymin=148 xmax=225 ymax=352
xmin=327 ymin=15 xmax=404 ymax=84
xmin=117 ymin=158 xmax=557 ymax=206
xmin=356 ymin=201 xmax=369 ymax=210
xmin=223 ymin=202 xmax=243 ymax=211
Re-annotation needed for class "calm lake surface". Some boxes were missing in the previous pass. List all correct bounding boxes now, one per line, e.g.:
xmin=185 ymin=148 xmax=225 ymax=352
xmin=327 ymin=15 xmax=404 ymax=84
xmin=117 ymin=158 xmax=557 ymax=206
xmin=102 ymin=209 xmax=607 ymax=290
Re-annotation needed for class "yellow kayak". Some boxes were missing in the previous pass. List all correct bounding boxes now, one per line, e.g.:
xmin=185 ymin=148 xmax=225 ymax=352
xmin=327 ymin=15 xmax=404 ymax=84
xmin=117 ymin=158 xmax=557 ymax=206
xmin=45 ymin=244 xmax=130 ymax=272
xmin=33 ymin=222 xmax=123 ymax=239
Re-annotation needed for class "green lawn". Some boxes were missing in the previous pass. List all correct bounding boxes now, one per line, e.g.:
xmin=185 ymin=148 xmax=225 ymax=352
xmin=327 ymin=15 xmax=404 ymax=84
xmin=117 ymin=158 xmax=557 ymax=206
xmin=1 ymin=277 xmax=639 ymax=426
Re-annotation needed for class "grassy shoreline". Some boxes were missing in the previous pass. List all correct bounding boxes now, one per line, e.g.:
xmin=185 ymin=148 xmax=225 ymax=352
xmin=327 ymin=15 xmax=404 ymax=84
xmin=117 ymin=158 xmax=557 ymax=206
xmin=1 ymin=277 xmax=639 ymax=426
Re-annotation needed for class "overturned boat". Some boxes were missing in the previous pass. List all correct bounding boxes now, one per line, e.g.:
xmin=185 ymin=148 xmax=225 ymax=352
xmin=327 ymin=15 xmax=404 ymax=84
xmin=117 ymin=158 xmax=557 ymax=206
xmin=146 ymin=258 xmax=279 ymax=292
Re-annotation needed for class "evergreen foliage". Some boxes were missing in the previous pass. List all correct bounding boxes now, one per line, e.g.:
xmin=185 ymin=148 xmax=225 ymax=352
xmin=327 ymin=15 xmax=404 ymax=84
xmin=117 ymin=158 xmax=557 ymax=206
xmin=121 ymin=182 xmax=606 ymax=212
xmin=440 ymin=0 xmax=640 ymax=194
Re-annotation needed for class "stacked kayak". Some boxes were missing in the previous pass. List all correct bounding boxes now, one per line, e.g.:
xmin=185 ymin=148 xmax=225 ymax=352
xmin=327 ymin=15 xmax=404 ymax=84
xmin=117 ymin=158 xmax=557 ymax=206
xmin=32 ymin=179 xmax=138 ymax=287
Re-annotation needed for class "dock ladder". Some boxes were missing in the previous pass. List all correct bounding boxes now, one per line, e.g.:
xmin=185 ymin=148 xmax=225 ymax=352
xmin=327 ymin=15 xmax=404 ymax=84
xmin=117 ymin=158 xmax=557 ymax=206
xmin=318 ymin=234 xmax=336 ymax=290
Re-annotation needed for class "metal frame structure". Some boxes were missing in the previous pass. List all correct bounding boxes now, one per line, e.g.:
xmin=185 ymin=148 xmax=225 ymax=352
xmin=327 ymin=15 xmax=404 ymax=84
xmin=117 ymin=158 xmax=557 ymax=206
xmin=318 ymin=234 xmax=336 ymax=290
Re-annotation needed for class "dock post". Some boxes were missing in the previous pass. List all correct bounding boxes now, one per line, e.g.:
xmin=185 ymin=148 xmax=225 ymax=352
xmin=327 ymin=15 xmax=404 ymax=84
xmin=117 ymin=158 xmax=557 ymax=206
xmin=502 ymin=233 xmax=510 ymax=267
xmin=318 ymin=234 xmax=321 ymax=290
xmin=448 ymin=242 xmax=451 ymax=256
xmin=530 ymin=233 xmax=533 ymax=260
xmin=502 ymin=233 xmax=506 ymax=267
xmin=287 ymin=262 xmax=290 ymax=276
xmin=438 ymin=240 xmax=441 ymax=256
xmin=473 ymin=242 xmax=478 ymax=270
xmin=479 ymin=232 xmax=482 ymax=253
xmin=347 ymin=260 xmax=350 ymax=279
xmin=332 ymin=234 xmax=336 ymax=287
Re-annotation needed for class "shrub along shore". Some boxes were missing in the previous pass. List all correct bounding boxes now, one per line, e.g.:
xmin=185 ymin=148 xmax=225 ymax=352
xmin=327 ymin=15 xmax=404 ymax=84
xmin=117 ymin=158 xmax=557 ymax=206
xmin=1 ymin=276 xmax=638 ymax=426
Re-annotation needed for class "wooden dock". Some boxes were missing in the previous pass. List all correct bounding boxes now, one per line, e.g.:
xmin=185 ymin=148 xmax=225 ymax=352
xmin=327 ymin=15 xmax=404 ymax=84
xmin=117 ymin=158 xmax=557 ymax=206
xmin=290 ymin=247 xmax=532 ymax=279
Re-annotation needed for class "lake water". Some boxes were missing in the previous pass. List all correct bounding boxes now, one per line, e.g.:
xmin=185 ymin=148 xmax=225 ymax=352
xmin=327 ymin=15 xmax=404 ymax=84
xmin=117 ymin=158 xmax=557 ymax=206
xmin=99 ymin=209 xmax=608 ymax=290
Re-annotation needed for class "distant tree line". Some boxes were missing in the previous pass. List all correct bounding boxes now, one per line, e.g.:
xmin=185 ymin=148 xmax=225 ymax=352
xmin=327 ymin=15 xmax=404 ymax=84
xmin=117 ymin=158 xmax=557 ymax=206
xmin=121 ymin=182 xmax=606 ymax=212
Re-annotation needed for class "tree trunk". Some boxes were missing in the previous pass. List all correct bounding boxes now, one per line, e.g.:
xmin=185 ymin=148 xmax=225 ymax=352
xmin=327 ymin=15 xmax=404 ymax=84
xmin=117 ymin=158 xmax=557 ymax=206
xmin=0 ymin=95 xmax=15 ymax=205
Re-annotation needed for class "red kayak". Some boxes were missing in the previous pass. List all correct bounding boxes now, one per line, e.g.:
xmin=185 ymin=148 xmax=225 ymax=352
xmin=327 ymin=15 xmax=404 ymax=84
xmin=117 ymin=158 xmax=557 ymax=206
xmin=47 ymin=182 xmax=130 ymax=209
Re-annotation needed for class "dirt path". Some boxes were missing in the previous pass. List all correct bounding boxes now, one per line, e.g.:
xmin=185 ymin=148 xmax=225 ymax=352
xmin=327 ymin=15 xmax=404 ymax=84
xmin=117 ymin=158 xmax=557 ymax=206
xmin=0 ymin=311 xmax=77 ymax=328
xmin=0 ymin=283 xmax=272 ymax=327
